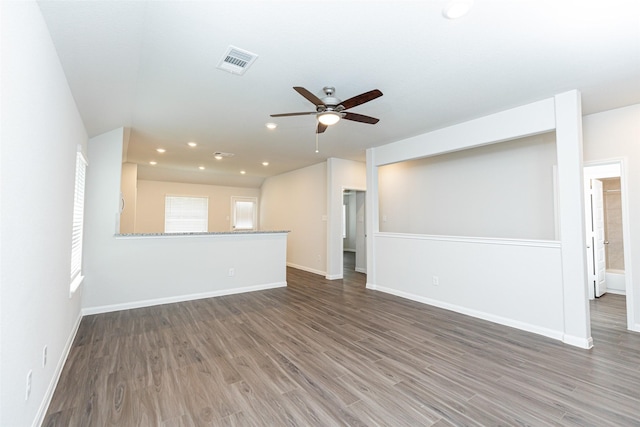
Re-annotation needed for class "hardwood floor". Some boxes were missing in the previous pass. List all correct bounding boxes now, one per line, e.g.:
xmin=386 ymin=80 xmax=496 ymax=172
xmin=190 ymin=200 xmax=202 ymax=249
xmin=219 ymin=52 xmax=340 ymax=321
xmin=43 ymin=265 xmax=640 ymax=426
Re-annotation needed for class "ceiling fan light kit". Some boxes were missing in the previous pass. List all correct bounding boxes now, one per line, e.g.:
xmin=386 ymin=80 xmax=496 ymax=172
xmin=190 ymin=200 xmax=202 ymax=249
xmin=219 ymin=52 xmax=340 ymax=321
xmin=271 ymin=86 xmax=383 ymax=134
xmin=317 ymin=111 xmax=341 ymax=126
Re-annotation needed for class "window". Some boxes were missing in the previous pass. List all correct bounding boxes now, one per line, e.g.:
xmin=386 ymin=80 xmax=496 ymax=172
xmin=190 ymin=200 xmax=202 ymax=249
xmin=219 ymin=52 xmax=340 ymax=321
xmin=70 ymin=151 xmax=87 ymax=294
xmin=165 ymin=195 xmax=208 ymax=233
xmin=232 ymin=197 xmax=257 ymax=231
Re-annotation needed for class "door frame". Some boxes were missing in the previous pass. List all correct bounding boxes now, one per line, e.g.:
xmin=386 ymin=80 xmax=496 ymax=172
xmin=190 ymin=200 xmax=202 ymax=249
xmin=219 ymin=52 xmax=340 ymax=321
xmin=584 ymin=159 xmax=635 ymax=331
xmin=338 ymin=186 xmax=366 ymax=276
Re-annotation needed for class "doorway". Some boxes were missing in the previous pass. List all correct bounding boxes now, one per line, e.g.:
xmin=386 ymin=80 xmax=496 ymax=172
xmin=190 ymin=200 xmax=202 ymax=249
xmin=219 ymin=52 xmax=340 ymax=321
xmin=584 ymin=160 xmax=634 ymax=331
xmin=342 ymin=189 xmax=366 ymax=275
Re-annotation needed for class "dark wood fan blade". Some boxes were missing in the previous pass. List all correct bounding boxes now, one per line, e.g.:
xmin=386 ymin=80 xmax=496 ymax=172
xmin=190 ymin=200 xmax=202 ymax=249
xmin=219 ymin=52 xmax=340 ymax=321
xmin=340 ymin=89 xmax=383 ymax=110
xmin=317 ymin=123 xmax=328 ymax=133
xmin=270 ymin=112 xmax=317 ymax=117
xmin=294 ymin=87 xmax=325 ymax=107
xmin=343 ymin=112 xmax=379 ymax=124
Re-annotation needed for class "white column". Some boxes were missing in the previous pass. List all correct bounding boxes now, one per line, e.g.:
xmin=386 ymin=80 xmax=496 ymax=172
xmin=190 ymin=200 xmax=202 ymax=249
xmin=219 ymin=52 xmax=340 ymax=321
xmin=555 ymin=90 xmax=592 ymax=348
xmin=365 ymin=148 xmax=379 ymax=288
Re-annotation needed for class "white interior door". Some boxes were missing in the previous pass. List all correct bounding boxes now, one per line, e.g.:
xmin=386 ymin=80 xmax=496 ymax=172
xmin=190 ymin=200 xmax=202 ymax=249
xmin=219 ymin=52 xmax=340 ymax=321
xmin=584 ymin=179 xmax=596 ymax=300
xmin=591 ymin=179 xmax=607 ymax=297
xmin=585 ymin=179 xmax=606 ymax=299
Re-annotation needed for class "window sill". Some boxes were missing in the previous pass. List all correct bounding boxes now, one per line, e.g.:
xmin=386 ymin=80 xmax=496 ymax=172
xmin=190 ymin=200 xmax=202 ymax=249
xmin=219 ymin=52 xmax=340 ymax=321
xmin=69 ymin=274 xmax=84 ymax=298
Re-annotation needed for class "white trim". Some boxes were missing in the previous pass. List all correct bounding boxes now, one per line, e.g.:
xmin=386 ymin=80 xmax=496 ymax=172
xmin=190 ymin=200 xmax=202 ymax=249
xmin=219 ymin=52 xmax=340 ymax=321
xmin=630 ymin=323 xmax=640 ymax=333
xmin=374 ymin=232 xmax=560 ymax=248
xmin=371 ymin=284 xmax=570 ymax=344
xmin=355 ymin=267 xmax=367 ymax=274
xmin=82 ymin=282 xmax=286 ymax=316
xmin=326 ymin=274 xmax=343 ymax=280
xmin=287 ymin=262 xmax=326 ymax=277
xmin=115 ymin=231 xmax=288 ymax=239
xmin=605 ymin=289 xmax=626 ymax=296
xmin=562 ymin=335 xmax=593 ymax=349
xmin=33 ymin=312 xmax=83 ymax=427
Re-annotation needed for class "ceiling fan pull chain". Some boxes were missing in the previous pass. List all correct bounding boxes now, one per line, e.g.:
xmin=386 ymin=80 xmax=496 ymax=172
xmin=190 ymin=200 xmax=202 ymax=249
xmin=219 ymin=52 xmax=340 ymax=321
xmin=315 ymin=130 xmax=319 ymax=153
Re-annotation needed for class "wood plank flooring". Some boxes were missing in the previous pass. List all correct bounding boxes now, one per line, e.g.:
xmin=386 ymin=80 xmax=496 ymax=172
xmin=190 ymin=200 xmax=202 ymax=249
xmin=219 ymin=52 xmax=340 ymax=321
xmin=43 ymin=262 xmax=640 ymax=426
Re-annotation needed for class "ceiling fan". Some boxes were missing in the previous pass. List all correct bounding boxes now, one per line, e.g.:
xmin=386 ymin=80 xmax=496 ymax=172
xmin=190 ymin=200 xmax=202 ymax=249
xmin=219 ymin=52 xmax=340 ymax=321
xmin=271 ymin=86 xmax=383 ymax=133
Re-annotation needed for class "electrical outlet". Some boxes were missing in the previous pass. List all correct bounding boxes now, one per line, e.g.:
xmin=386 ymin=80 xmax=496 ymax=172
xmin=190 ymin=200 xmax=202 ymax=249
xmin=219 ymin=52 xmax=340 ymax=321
xmin=43 ymin=345 xmax=48 ymax=367
xmin=228 ymin=268 xmax=235 ymax=277
xmin=26 ymin=370 xmax=32 ymax=400
xmin=432 ymin=276 xmax=439 ymax=286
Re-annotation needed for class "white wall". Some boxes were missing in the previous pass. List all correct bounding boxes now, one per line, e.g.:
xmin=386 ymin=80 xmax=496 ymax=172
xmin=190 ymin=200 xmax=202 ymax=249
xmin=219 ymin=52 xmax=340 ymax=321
xmin=0 ymin=2 xmax=88 ymax=425
xmin=583 ymin=104 xmax=640 ymax=331
xmin=135 ymin=180 xmax=260 ymax=233
xmin=260 ymin=162 xmax=327 ymax=275
xmin=82 ymin=129 xmax=286 ymax=312
xmin=119 ymin=162 xmax=137 ymax=233
xmin=326 ymin=158 xmax=366 ymax=279
xmin=367 ymin=94 xmax=591 ymax=348
xmin=378 ymin=132 xmax=557 ymax=239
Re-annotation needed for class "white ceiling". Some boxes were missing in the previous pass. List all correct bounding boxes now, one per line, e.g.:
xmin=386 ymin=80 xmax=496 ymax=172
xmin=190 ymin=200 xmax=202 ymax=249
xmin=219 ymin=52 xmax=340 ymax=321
xmin=38 ymin=0 xmax=640 ymax=188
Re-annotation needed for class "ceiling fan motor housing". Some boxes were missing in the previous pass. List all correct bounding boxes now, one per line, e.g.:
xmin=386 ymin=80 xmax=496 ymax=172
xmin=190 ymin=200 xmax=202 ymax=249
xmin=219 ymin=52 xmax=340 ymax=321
xmin=321 ymin=86 xmax=343 ymax=111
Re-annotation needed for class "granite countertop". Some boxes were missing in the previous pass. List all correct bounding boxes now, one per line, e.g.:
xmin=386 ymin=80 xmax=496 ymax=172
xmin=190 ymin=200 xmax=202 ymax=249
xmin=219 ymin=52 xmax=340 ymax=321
xmin=115 ymin=230 xmax=290 ymax=237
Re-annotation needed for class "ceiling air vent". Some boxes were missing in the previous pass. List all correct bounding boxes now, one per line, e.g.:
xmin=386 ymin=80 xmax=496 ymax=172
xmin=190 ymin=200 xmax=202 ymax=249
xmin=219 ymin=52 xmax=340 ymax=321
xmin=213 ymin=152 xmax=235 ymax=159
xmin=217 ymin=46 xmax=258 ymax=75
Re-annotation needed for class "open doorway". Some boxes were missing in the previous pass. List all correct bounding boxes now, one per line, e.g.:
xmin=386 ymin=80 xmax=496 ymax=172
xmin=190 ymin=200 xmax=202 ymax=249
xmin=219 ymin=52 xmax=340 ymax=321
xmin=584 ymin=160 xmax=634 ymax=332
xmin=343 ymin=189 xmax=366 ymax=276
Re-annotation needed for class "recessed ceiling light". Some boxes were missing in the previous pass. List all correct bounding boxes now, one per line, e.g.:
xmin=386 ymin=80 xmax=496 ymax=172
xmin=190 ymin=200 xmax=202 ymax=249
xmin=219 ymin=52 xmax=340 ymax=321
xmin=214 ymin=154 xmax=223 ymax=160
xmin=265 ymin=122 xmax=277 ymax=130
xmin=187 ymin=141 xmax=197 ymax=147
xmin=262 ymin=161 xmax=269 ymax=166
xmin=240 ymin=170 xmax=246 ymax=175
xmin=149 ymin=161 xmax=157 ymax=165
xmin=199 ymin=166 xmax=205 ymax=170
xmin=156 ymin=148 xmax=166 ymax=153
xmin=442 ymin=0 xmax=474 ymax=19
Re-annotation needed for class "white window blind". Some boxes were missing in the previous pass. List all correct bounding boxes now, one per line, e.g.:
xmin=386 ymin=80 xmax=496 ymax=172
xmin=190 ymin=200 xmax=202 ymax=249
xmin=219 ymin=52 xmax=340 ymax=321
xmin=70 ymin=151 xmax=87 ymax=292
xmin=232 ymin=198 xmax=256 ymax=230
xmin=165 ymin=195 xmax=208 ymax=233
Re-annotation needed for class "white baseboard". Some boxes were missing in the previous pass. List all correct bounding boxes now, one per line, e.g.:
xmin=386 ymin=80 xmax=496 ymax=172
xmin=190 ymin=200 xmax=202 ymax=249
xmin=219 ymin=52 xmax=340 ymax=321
xmin=287 ymin=262 xmax=326 ymax=277
xmin=33 ymin=311 xmax=83 ymax=427
xmin=606 ymin=289 xmax=626 ymax=296
xmin=366 ymin=282 xmax=377 ymax=290
xmin=82 ymin=282 xmax=287 ymax=316
xmin=371 ymin=285 xmax=568 ymax=344
xmin=630 ymin=323 xmax=640 ymax=333
xmin=563 ymin=334 xmax=593 ymax=349
xmin=355 ymin=267 xmax=366 ymax=274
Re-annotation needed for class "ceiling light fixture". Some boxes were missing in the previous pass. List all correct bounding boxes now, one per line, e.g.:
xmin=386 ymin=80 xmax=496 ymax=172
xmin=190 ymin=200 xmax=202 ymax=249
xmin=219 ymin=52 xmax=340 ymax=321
xmin=149 ymin=161 xmax=157 ymax=165
xmin=262 ymin=162 xmax=269 ymax=166
xmin=187 ymin=141 xmax=197 ymax=147
xmin=199 ymin=166 xmax=205 ymax=170
xmin=156 ymin=148 xmax=166 ymax=153
xmin=214 ymin=154 xmax=223 ymax=160
xmin=240 ymin=170 xmax=246 ymax=175
xmin=317 ymin=111 xmax=341 ymax=126
xmin=265 ymin=122 xmax=277 ymax=130
xmin=442 ymin=0 xmax=474 ymax=19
